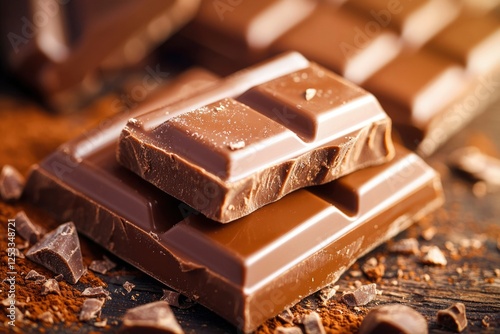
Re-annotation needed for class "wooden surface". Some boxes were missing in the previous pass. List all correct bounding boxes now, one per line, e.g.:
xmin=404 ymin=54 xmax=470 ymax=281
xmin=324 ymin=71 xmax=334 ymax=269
xmin=0 ymin=72 xmax=499 ymax=333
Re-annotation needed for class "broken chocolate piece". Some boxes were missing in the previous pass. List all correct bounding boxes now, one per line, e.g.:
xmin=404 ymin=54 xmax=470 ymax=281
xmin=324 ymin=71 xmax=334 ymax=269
xmin=38 ymin=311 xmax=54 ymax=324
xmin=319 ymin=285 xmax=339 ymax=304
xmin=121 ymin=301 xmax=183 ymax=334
xmin=89 ymin=256 xmax=117 ymax=274
xmin=0 ymin=165 xmax=25 ymax=201
xmin=448 ymin=146 xmax=500 ymax=190
xmin=25 ymin=270 xmax=46 ymax=282
xmin=277 ymin=308 xmax=295 ymax=324
xmin=41 ymin=278 xmax=61 ymax=295
xmin=275 ymin=327 xmax=303 ymax=334
xmin=118 ymin=52 xmax=394 ymax=223
xmin=437 ymin=303 xmax=468 ymax=332
xmin=26 ymin=222 xmax=85 ymax=284
xmin=160 ymin=289 xmax=195 ymax=309
xmin=421 ymin=246 xmax=447 ymax=266
xmin=342 ymin=283 xmax=378 ymax=307
xmin=82 ymin=287 xmax=110 ymax=299
xmin=14 ymin=211 xmax=44 ymax=244
xmin=362 ymin=258 xmax=385 ymax=282
xmin=301 ymin=312 xmax=326 ymax=334
xmin=389 ymin=238 xmax=420 ymax=255
xmin=359 ymin=304 xmax=428 ymax=334
xmin=123 ymin=281 xmax=135 ymax=294
xmin=79 ymin=298 xmax=104 ymax=322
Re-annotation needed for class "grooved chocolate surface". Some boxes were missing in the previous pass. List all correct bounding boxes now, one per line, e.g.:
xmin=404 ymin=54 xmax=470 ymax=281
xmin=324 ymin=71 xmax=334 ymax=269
xmin=118 ymin=53 xmax=394 ymax=223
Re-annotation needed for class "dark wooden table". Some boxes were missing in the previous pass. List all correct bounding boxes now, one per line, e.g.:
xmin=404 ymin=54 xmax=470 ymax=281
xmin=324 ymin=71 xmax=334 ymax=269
xmin=0 ymin=73 xmax=499 ymax=333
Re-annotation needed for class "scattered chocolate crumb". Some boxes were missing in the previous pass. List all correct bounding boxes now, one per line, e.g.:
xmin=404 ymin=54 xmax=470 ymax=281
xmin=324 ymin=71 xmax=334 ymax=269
xmin=275 ymin=326 xmax=302 ymax=334
xmin=123 ymin=281 xmax=135 ymax=293
xmin=25 ymin=270 xmax=46 ymax=282
xmin=54 ymin=274 xmax=64 ymax=281
xmin=437 ymin=303 xmax=468 ymax=332
xmin=26 ymin=222 xmax=85 ymax=284
xmin=160 ymin=289 xmax=195 ymax=309
xmin=94 ymin=318 xmax=108 ymax=328
xmin=359 ymin=304 xmax=428 ymax=334
xmin=41 ymin=278 xmax=61 ymax=295
xmin=482 ymin=315 xmax=490 ymax=328
xmin=319 ymin=284 xmax=339 ymax=303
xmin=14 ymin=211 xmax=44 ymax=244
xmin=421 ymin=227 xmax=437 ymax=241
xmin=149 ymin=231 xmax=159 ymax=240
xmin=89 ymin=255 xmax=116 ymax=274
xmin=228 ymin=140 xmax=246 ymax=150
xmin=82 ymin=286 xmax=110 ymax=299
xmin=38 ymin=311 xmax=54 ymax=324
xmin=301 ymin=311 xmax=326 ymax=334
xmin=277 ymin=308 xmax=294 ymax=324
xmin=362 ymin=257 xmax=385 ymax=282
xmin=448 ymin=146 xmax=500 ymax=190
xmin=389 ymin=238 xmax=420 ymax=255
xmin=304 ymin=88 xmax=317 ymax=101
xmin=342 ymin=283 xmax=378 ymax=307
xmin=421 ymin=246 xmax=447 ymax=266
xmin=349 ymin=270 xmax=363 ymax=278
xmin=0 ymin=164 xmax=25 ymax=201
xmin=79 ymin=298 xmax=104 ymax=322
xmin=121 ymin=300 xmax=184 ymax=334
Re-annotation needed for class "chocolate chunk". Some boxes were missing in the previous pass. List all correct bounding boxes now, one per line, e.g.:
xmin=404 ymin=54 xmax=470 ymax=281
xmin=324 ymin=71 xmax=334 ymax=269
xmin=25 ymin=270 xmax=45 ymax=282
xmin=89 ymin=256 xmax=117 ymax=274
xmin=342 ymin=283 xmax=378 ymax=307
xmin=277 ymin=308 xmax=295 ymax=324
xmin=41 ymin=278 xmax=61 ymax=296
xmin=389 ymin=238 xmax=420 ymax=255
xmin=421 ymin=246 xmax=447 ymax=266
xmin=448 ymin=146 xmax=500 ymax=190
xmin=118 ymin=52 xmax=394 ymax=223
xmin=38 ymin=311 xmax=54 ymax=324
xmin=26 ymin=222 xmax=85 ymax=284
xmin=359 ymin=304 xmax=428 ymax=334
xmin=24 ymin=65 xmax=444 ymax=331
xmin=0 ymin=165 xmax=25 ymax=201
xmin=301 ymin=312 xmax=326 ymax=334
xmin=14 ymin=211 xmax=44 ymax=244
xmin=275 ymin=327 xmax=303 ymax=334
xmin=82 ymin=287 xmax=110 ymax=299
xmin=79 ymin=298 xmax=104 ymax=322
xmin=437 ymin=303 xmax=468 ymax=332
xmin=121 ymin=301 xmax=183 ymax=334
xmin=160 ymin=289 xmax=195 ymax=309
xmin=123 ymin=281 xmax=135 ymax=294
xmin=362 ymin=258 xmax=385 ymax=282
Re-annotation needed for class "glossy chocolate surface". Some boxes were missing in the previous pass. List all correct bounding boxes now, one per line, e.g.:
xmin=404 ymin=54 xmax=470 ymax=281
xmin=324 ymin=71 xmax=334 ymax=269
xmin=118 ymin=53 xmax=394 ymax=223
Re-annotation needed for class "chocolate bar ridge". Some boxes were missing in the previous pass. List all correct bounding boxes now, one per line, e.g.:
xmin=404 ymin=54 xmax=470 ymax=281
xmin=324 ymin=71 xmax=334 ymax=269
xmin=118 ymin=52 xmax=395 ymax=223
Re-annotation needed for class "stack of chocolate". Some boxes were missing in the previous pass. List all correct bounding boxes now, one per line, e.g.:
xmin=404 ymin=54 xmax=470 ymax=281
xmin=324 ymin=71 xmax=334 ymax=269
xmin=9 ymin=0 xmax=499 ymax=332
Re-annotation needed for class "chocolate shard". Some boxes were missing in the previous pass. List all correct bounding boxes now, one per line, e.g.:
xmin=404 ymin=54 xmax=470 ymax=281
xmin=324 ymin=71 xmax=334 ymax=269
xmin=79 ymin=298 xmax=104 ymax=322
xmin=118 ymin=52 xmax=394 ymax=223
xmin=389 ymin=238 xmax=420 ymax=255
xmin=361 ymin=258 xmax=385 ymax=282
xmin=41 ymin=278 xmax=61 ymax=295
xmin=82 ymin=287 xmax=110 ymax=299
xmin=421 ymin=246 xmax=447 ymax=266
xmin=14 ymin=211 xmax=44 ymax=244
xmin=301 ymin=312 xmax=326 ymax=334
xmin=437 ymin=303 xmax=468 ymax=332
xmin=275 ymin=327 xmax=303 ymax=334
xmin=0 ymin=165 xmax=25 ymax=201
xmin=89 ymin=256 xmax=117 ymax=274
xmin=277 ymin=308 xmax=295 ymax=324
xmin=359 ymin=304 xmax=428 ymax=334
xmin=160 ymin=289 xmax=195 ymax=309
xmin=123 ymin=281 xmax=135 ymax=294
xmin=342 ymin=283 xmax=378 ymax=307
xmin=26 ymin=222 xmax=85 ymax=284
xmin=25 ymin=270 xmax=45 ymax=282
xmin=121 ymin=301 xmax=184 ymax=334
xmin=23 ymin=65 xmax=443 ymax=331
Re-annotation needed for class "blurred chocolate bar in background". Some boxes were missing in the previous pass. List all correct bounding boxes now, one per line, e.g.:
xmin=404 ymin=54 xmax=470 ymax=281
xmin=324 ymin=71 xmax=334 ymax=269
xmin=0 ymin=0 xmax=200 ymax=112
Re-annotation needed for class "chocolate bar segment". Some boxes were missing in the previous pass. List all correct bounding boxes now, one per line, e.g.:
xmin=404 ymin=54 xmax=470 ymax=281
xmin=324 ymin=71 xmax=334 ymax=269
xmin=118 ymin=53 xmax=394 ymax=223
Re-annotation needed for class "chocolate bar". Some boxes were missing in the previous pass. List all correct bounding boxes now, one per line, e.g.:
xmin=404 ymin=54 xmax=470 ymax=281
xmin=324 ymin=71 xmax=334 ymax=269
xmin=118 ymin=52 xmax=394 ymax=223
xmin=0 ymin=0 xmax=200 ymax=111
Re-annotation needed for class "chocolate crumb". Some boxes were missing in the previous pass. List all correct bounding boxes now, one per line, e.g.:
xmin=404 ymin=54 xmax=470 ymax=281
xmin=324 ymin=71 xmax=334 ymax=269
xmin=160 ymin=289 xmax=195 ymax=309
xmin=79 ymin=298 xmax=104 ymax=322
xmin=421 ymin=246 xmax=447 ymax=266
xmin=89 ymin=255 xmax=116 ymax=274
xmin=0 ymin=164 xmax=25 ymax=201
xmin=14 ymin=248 xmax=25 ymax=259
xmin=421 ymin=227 xmax=437 ymax=241
xmin=277 ymin=308 xmax=295 ymax=324
xmin=362 ymin=257 xmax=385 ymax=282
xmin=275 ymin=326 xmax=303 ymax=334
xmin=121 ymin=300 xmax=184 ymax=333
xmin=82 ymin=286 xmax=110 ymax=299
xmin=228 ymin=140 xmax=246 ymax=150
xmin=437 ymin=303 xmax=468 ymax=332
xmin=26 ymin=222 xmax=85 ymax=284
xmin=14 ymin=211 xmax=44 ymax=244
xmin=25 ymin=270 xmax=45 ymax=282
xmin=54 ymin=274 xmax=64 ymax=281
xmin=389 ymin=238 xmax=420 ymax=255
xmin=319 ymin=284 xmax=339 ymax=303
xmin=123 ymin=281 xmax=135 ymax=293
xmin=301 ymin=311 xmax=326 ymax=334
xmin=359 ymin=304 xmax=428 ymax=334
xmin=38 ymin=311 xmax=54 ymax=324
xmin=41 ymin=278 xmax=61 ymax=295
xmin=94 ymin=318 xmax=108 ymax=328
xmin=342 ymin=283 xmax=378 ymax=307
xmin=304 ymin=88 xmax=317 ymax=101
